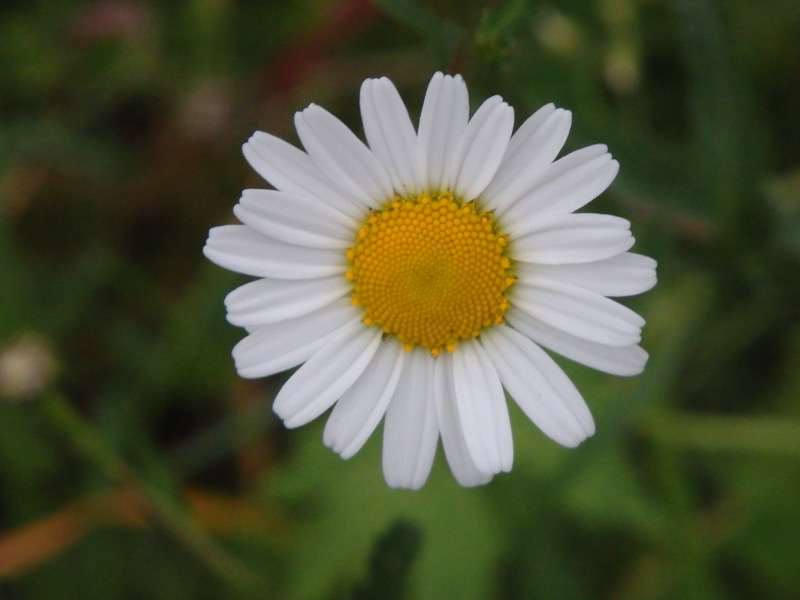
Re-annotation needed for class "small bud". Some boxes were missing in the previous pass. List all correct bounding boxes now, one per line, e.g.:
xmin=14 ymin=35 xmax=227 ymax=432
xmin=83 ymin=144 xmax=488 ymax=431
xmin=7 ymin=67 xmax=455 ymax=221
xmin=0 ymin=334 xmax=58 ymax=403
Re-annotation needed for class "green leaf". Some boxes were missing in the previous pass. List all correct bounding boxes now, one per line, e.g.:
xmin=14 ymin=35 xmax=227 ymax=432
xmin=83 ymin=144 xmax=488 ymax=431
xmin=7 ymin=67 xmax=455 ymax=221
xmin=264 ymin=426 xmax=503 ymax=600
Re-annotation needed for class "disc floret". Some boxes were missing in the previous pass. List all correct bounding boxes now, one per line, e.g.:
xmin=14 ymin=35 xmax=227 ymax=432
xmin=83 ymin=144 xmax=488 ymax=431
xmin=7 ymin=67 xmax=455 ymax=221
xmin=346 ymin=192 xmax=515 ymax=355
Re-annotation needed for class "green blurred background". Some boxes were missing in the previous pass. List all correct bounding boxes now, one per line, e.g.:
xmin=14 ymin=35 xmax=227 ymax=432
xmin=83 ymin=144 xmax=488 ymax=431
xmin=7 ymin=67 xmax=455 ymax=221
xmin=1 ymin=0 xmax=799 ymax=598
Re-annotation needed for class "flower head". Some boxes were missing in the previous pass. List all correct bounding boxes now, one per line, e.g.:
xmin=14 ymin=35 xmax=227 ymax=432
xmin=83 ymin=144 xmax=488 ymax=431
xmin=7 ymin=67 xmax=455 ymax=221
xmin=204 ymin=72 xmax=656 ymax=489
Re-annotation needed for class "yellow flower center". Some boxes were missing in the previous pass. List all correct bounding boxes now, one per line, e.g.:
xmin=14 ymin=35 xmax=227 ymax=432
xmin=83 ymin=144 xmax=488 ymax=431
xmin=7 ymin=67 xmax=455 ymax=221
xmin=346 ymin=192 xmax=515 ymax=356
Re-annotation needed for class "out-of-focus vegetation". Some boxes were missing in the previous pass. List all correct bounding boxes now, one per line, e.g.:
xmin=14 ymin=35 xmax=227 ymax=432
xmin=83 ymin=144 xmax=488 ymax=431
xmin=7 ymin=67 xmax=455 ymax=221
xmin=1 ymin=0 xmax=799 ymax=598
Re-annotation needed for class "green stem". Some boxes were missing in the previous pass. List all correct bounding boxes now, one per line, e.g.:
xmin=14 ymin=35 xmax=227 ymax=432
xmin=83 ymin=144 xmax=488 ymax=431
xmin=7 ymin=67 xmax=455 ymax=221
xmin=646 ymin=411 xmax=800 ymax=456
xmin=40 ymin=390 xmax=264 ymax=594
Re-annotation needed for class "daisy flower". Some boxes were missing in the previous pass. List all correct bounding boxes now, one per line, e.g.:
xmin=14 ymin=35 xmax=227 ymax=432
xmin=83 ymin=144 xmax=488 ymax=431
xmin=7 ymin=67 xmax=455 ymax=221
xmin=203 ymin=72 xmax=656 ymax=489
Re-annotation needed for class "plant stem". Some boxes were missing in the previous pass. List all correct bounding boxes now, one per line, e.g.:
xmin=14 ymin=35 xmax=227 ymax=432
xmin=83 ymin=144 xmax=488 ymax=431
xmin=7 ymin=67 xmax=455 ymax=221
xmin=40 ymin=390 xmax=264 ymax=595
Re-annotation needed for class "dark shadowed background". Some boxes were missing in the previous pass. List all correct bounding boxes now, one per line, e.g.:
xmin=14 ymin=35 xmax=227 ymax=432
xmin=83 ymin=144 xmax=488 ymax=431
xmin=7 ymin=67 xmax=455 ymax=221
xmin=1 ymin=0 xmax=799 ymax=598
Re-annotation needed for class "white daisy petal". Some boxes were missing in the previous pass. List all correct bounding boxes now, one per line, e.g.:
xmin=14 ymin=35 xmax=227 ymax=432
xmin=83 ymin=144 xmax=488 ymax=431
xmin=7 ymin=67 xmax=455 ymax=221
xmin=434 ymin=354 xmax=494 ymax=487
xmin=242 ymin=132 xmax=365 ymax=220
xmin=203 ymin=225 xmax=345 ymax=280
xmin=503 ymin=103 xmax=557 ymax=158
xmin=482 ymin=106 xmax=572 ymax=212
xmin=234 ymin=189 xmax=354 ymax=249
xmin=232 ymin=298 xmax=359 ymax=378
xmin=417 ymin=72 xmax=470 ymax=191
xmin=224 ymin=276 xmax=350 ymax=327
xmin=382 ymin=349 xmax=439 ymax=490
xmin=506 ymin=307 xmax=649 ymax=376
xmin=501 ymin=146 xmax=619 ymax=234
xmin=511 ymin=278 xmax=645 ymax=347
xmin=510 ymin=213 xmax=634 ymax=264
xmin=273 ymin=322 xmax=382 ymax=428
xmin=519 ymin=252 xmax=658 ymax=297
xmin=481 ymin=325 xmax=594 ymax=447
xmin=207 ymin=72 xmax=657 ymax=490
xmin=450 ymin=95 xmax=515 ymax=201
xmin=295 ymin=104 xmax=394 ymax=208
xmin=323 ymin=337 xmax=405 ymax=459
xmin=451 ymin=339 xmax=513 ymax=475
xmin=360 ymin=77 xmax=422 ymax=195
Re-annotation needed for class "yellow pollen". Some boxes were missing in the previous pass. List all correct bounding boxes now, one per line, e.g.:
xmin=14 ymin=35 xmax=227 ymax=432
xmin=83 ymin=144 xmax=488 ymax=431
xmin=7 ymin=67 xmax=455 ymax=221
xmin=347 ymin=192 xmax=515 ymax=355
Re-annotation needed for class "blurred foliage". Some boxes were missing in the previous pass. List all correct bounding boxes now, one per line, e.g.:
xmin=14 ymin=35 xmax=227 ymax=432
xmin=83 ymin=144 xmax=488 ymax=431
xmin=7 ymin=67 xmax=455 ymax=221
xmin=1 ymin=0 xmax=799 ymax=599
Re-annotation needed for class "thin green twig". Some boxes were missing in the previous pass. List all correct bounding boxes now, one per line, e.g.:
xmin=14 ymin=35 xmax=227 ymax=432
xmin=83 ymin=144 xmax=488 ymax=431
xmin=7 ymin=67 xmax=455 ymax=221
xmin=40 ymin=390 xmax=265 ymax=595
